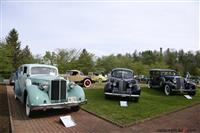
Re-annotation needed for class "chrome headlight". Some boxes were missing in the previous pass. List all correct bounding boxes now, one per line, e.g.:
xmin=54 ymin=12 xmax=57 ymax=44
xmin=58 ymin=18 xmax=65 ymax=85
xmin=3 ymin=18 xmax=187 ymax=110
xmin=173 ymin=78 xmax=176 ymax=84
xmin=112 ymin=82 xmax=117 ymax=86
xmin=136 ymin=84 xmax=141 ymax=90
xmin=69 ymin=81 xmax=76 ymax=88
xmin=40 ymin=82 xmax=49 ymax=90
xmin=129 ymin=83 xmax=133 ymax=88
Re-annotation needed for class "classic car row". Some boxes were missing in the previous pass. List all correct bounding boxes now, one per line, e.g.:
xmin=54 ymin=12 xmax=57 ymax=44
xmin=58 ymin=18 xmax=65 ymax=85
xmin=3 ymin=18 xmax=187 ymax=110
xmin=13 ymin=64 xmax=196 ymax=117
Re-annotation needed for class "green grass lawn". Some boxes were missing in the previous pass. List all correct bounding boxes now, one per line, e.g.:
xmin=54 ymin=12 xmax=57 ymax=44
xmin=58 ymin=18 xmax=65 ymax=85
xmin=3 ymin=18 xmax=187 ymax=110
xmin=82 ymin=84 xmax=200 ymax=125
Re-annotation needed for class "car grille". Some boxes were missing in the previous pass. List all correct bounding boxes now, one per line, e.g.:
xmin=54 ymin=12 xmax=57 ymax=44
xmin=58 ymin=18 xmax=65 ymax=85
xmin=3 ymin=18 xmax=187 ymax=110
xmin=51 ymin=80 xmax=66 ymax=101
xmin=119 ymin=80 xmax=129 ymax=93
xmin=176 ymin=78 xmax=185 ymax=90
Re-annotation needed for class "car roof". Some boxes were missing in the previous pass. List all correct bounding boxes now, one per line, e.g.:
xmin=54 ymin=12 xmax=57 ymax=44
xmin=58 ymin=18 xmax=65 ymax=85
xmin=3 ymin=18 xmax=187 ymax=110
xmin=22 ymin=64 xmax=57 ymax=69
xmin=67 ymin=70 xmax=81 ymax=72
xmin=112 ymin=68 xmax=133 ymax=72
xmin=150 ymin=69 xmax=176 ymax=72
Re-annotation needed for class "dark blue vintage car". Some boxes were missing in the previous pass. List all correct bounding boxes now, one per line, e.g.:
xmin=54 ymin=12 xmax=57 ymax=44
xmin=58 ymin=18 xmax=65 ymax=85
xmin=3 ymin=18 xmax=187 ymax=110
xmin=104 ymin=68 xmax=141 ymax=102
xmin=148 ymin=69 xmax=196 ymax=96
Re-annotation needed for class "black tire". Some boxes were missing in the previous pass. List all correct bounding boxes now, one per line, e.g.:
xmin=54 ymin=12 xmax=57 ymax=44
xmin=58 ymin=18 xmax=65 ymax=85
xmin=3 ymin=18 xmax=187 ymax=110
xmin=83 ymin=79 xmax=92 ymax=88
xmin=164 ymin=84 xmax=171 ymax=96
xmin=71 ymin=106 xmax=80 ymax=112
xmin=188 ymin=91 xmax=196 ymax=96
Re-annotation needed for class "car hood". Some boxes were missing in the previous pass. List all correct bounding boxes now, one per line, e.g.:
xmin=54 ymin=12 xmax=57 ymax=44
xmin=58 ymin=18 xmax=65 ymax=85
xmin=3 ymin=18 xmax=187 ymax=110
xmin=164 ymin=75 xmax=182 ymax=80
xmin=111 ymin=77 xmax=136 ymax=83
xmin=30 ymin=75 xmax=65 ymax=81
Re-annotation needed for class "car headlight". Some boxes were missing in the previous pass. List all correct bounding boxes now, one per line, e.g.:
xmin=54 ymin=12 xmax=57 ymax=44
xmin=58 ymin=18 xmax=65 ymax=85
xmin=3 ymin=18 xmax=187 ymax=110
xmin=173 ymin=78 xmax=176 ymax=84
xmin=40 ymin=82 xmax=49 ymax=90
xmin=69 ymin=81 xmax=76 ymax=88
xmin=112 ymin=82 xmax=117 ymax=86
xmin=129 ymin=83 xmax=133 ymax=88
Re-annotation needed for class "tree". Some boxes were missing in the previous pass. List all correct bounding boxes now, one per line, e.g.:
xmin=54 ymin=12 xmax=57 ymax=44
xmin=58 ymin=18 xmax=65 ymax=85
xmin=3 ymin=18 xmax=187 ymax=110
xmin=77 ymin=49 xmax=94 ymax=74
xmin=5 ymin=28 xmax=21 ymax=71
xmin=0 ymin=41 xmax=13 ymax=72
xmin=43 ymin=51 xmax=57 ymax=65
xmin=56 ymin=49 xmax=79 ymax=73
xmin=20 ymin=45 xmax=34 ymax=64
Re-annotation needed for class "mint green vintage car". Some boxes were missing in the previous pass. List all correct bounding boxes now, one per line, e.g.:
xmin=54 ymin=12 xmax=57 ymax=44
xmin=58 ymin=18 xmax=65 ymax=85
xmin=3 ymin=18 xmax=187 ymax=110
xmin=14 ymin=64 xmax=87 ymax=117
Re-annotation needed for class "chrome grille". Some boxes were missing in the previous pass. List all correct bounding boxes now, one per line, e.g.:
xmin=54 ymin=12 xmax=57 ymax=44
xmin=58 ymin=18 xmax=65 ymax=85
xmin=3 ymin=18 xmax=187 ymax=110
xmin=51 ymin=80 xmax=66 ymax=101
xmin=176 ymin=78 xmax=185 ymax=90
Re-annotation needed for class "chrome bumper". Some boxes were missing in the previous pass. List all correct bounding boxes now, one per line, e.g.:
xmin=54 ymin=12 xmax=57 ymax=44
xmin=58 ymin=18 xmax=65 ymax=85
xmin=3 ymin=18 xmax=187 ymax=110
xmin=105 ymin=92 xmax=140 ymax=97
xmin=30 ymin=100 xmax=87 ymax=111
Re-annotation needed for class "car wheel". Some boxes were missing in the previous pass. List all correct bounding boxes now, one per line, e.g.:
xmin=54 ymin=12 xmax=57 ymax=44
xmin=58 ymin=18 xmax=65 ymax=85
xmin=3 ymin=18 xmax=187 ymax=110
xmin=83 ymin=79 xmax=92 ymax=88
xmin=26 ymin=96 xmax=32 ymax=117
xmin=71 ymin=106 xmax=80 ymax=112
xmin=98 ymin=78 xmax=102 ymax=83
xmin=164 ymin=84 xmax=171 ymax=96
xmin=13 ymin=86 xmax=17 ymax=99
xmin=188 ymin=91 xmax=196 ymax=96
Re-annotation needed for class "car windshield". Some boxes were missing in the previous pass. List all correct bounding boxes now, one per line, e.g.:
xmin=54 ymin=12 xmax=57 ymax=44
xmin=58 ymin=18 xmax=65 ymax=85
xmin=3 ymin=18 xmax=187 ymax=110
xmin=161 ymin=71 xmax=177 ymax=76
xmin=31 ymin=67 xmax=57 ymax=75
xmin=112 ymin=70 xmax=133 ymax=79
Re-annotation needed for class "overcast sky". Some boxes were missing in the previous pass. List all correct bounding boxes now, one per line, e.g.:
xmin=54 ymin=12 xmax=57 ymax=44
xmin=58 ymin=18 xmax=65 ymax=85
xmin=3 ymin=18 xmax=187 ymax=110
xmin=1 ymin=0 xmax=199 ymax=56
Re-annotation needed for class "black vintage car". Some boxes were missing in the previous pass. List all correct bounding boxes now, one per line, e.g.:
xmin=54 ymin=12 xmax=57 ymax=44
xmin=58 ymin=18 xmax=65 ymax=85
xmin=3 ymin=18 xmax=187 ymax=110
xmin=148 ymin=69 xmax=196 ymax=96
xmin=104 ymin=68 xmax=141 ymax=102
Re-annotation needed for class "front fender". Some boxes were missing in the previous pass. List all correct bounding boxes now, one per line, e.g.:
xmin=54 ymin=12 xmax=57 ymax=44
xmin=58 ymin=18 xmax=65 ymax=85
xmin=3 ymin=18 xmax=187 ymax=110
xmin=186 ymin=83 xmax=196 ymax=90
xmin=165 ymin=81 xmax=176 ymax=89
xmin=26 ymin=85 xmax=51 ymax=106
xmin=68 ymin=85 xmax=86 ymax=102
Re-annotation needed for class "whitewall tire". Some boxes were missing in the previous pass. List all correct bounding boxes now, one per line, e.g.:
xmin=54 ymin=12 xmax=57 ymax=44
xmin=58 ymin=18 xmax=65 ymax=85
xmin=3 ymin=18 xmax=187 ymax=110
xmin=164 ymin=85 xmax=171 ymax=96
xmin=26 ymin=96 xmax=31 ymax=117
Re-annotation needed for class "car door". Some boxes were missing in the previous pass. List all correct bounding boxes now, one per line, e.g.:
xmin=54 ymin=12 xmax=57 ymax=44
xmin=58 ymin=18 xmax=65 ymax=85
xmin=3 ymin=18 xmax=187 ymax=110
xmin=18 ymin=66 xmax=28 ymax=95
xmin=151 ymin=71 xmax=161 ymax=86
xmin=68 ymin=71 xmax=79 ymax=81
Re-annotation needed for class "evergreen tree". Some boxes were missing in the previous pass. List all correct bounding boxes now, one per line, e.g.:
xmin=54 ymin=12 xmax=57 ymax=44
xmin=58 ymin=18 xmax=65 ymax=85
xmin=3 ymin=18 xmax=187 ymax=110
xmin=5 ymin=29 xmax=21 ymax=71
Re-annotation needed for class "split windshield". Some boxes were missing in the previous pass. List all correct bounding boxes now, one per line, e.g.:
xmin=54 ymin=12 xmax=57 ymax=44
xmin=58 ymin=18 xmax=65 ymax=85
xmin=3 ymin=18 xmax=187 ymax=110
xmin=31 ymin=67 xmax=57 ymax=76
xmin=161 ymin=71 xmax=177 ymax=76
xmin=112 ymin=70 xmax=133 ymax=79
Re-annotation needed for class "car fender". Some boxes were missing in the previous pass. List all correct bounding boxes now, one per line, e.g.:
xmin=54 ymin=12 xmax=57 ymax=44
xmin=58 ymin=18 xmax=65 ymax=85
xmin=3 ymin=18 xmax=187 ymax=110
xmin=165 ymin=81 xmax=175 ymax=89
xmin=187 ymin=82 xmax=196 ymax=90
xmin=104 ymin=82 xmax=111 ymax=92
xmin=26 ymin=85 xmax=51 ymax=106
xmin=68 ymin=85 xmax=86 ymax=102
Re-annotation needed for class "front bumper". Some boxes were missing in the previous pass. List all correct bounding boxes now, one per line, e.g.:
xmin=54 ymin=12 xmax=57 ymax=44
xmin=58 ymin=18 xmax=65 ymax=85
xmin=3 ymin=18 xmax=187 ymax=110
xmin=104 ymin=92 xmax=140 ymax=97
xmin=30 ymin=100 xmax=87 ymax=111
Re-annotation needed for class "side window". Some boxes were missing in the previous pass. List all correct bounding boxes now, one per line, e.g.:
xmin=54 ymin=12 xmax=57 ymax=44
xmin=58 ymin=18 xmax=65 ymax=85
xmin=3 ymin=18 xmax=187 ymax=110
xmin=18 ymin=67 xmax=23 ymax=76
xmin=72 ymin=71 xmax=78 ymax=76
xmin=23 ymin=66 xmax=27 ymax=74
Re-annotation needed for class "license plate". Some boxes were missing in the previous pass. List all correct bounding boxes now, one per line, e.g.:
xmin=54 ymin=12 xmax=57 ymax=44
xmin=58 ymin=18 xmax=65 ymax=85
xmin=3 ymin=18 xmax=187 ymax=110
xmin=68 ymin=97 xmax=77 ymax=103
